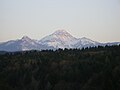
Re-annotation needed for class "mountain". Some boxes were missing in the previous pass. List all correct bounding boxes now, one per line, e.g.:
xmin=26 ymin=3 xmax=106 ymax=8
xmin=39 ymin=30 xmax=79 ymax=49
xmin=74 ymin=37 xmax=101 ymax=48
xmin=39 ymin=30 xmax=103 ymax=49
xmin=0 ymin=36 xmax=54 ymax=52
xmin=0 ymin=30 xmax=119 ymax=51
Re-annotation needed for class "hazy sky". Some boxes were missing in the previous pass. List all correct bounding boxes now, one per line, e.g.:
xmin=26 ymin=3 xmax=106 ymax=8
xmin=0 ymin=0 xmax=120 ymax=42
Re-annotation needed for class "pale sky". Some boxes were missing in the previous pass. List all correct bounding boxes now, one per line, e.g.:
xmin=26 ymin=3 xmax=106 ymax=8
xmin=0 ymin=0 xmax=120 ymax=42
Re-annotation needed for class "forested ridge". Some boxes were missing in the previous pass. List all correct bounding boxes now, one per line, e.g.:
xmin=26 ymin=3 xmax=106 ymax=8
xmin=0 ymin=45 xmax=120 ymax=90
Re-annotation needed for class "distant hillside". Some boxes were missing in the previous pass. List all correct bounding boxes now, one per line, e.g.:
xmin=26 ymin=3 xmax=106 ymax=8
xmin=0 ymin=45 xmax=120 ymax=90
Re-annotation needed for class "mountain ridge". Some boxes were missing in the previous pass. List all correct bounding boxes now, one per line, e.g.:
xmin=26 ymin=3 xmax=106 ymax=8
xmin=0 ymin=30 xmax=120 ymax=51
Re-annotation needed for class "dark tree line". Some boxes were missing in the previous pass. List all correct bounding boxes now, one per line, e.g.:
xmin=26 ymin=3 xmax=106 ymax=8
xmin=0 ymin=45 xmax=120 ymax=90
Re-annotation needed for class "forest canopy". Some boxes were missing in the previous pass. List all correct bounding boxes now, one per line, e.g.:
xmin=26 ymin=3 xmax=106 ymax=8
xmin=0 ymin=45 xmax=120 ymax=90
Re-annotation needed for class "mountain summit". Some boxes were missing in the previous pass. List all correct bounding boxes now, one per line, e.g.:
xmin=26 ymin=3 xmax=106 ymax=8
xmin=39 ymin=30 xmax=78 ymax=49
xmin=21 ymin=36 xmax=31 ymax=40
xmin=0 ymin=30 xmax=120 ymax=51
xmin=52 ymin=30 xmax=72 ymax=36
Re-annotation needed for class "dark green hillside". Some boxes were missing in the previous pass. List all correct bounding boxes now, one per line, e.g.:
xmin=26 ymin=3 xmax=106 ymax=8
xmin=0 ymin=45 xmax=120 ymax=90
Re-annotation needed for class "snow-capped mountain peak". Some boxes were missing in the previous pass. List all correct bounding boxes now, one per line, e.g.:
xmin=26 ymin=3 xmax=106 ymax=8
xmin=80 ymin=37 xmax=98 ymax=45
xmin=52 ymin=30 xmax=71 ymax=35
xmin=21 ymin=36 xmax=32 ymax=41
xmin=52 ymin=30 xmax=76 ymax=40
xmin=39 ymin=30 xmax=78 ymax=49
xmin=0 ymin=30 xmax=119 ymax=52
xmin=39 ymin=30 xmax=101 ymax=49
